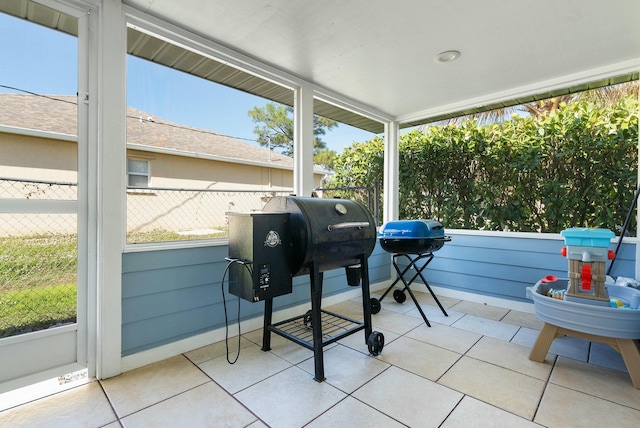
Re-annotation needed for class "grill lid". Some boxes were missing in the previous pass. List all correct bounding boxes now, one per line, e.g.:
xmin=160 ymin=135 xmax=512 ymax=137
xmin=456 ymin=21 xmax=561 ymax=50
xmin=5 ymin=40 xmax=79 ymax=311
xmin=379 ymin=220 xmax=444 ymax=239
xmin=263 ymin=196 xmax=376 ymax=276
xmin=379 ymin=220 xmax=449 ymax=254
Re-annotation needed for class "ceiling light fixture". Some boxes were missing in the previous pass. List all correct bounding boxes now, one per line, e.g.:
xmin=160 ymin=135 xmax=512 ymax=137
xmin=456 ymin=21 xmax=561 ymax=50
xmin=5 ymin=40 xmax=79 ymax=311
xmin=434 ymin=50 xmax=461 ymax=63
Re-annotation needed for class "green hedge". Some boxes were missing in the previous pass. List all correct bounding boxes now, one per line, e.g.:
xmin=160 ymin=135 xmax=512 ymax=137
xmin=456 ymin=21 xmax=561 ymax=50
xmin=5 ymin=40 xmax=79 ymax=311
xmin=333 ymin=95 xmax=638 ymax=233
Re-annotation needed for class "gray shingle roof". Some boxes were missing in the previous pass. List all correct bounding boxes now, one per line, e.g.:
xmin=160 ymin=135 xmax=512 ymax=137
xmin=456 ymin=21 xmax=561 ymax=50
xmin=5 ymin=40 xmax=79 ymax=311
xmin=0 ymin=93 xmax=298 ymax=169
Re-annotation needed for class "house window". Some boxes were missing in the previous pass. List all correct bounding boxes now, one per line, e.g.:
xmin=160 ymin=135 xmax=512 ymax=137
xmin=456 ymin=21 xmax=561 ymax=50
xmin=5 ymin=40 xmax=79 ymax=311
xmin=127 ymin=159 xmax=149 ymax=188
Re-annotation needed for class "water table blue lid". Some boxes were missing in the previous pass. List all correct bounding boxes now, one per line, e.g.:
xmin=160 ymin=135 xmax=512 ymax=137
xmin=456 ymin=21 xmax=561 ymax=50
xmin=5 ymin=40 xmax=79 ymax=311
xmin=560 ymin=227 xmax=614 ymax=248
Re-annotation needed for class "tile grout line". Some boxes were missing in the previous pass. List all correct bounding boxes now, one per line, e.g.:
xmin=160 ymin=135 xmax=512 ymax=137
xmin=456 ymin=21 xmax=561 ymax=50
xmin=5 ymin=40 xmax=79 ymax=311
xmin=96 ymin=380 xmax=124 ymax=427
xmin=188 ymin=351 xmax=273 ymax=427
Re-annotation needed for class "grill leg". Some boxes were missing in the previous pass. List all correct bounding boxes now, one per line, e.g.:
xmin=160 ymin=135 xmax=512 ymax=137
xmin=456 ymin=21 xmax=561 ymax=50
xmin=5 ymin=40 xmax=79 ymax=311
xmin=389 ymin=253 xmax=448 ymax=327
xmin=405 ymin=288 xmax=431 ymax=327
xmin=261 ymin=298 xmax=273 ymax=351
xmin=378 ymin=260 xmax=412 ymax=303
xmin=394 ymin=258 xmax=432 ymax=327
xmin=360 ymin=255 xmax=373 ymax=340
xmin=412 ymin=255 xmax=448 ymax=317
xmin=309 ymin=263 xmax=325 ymax=382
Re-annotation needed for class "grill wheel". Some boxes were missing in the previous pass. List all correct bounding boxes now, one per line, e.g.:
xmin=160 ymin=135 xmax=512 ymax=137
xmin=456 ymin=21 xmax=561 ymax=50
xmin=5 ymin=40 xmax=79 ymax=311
xmin=303 ymin=310 xmax=313 ymax=327
xmin=367 ymin=331 xmax=385 ymax=356
xmin=370 ymin=298 xmax=381 ymax=314
xmin=393 ymin=289 xmax=407 ymax=303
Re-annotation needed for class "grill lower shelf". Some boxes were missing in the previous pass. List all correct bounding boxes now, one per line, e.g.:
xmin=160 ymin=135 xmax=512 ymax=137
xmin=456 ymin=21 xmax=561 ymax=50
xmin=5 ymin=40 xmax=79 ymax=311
xmin=268 ymin=310 xmax=365 ymax=349
xmin=261 ymin=258 xmax=384 ymax=382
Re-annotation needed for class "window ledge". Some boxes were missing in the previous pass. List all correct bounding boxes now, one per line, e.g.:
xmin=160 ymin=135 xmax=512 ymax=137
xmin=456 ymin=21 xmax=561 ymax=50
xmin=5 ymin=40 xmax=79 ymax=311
xmin=124 ymin=238 xmax=229 ymax=253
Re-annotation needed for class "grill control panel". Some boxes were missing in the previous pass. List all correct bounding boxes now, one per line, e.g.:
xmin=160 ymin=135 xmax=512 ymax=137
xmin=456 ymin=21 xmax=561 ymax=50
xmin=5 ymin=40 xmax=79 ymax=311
xmin=228 ymin=212 xmax=292 ymax=302
xmin=258 ymin=263 xmax=271 ymax=289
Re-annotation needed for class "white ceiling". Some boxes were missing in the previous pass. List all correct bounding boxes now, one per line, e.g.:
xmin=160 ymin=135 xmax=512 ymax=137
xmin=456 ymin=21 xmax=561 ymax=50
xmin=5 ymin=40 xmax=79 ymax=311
xmin=125 ymin=0 xmax=640 ymax=125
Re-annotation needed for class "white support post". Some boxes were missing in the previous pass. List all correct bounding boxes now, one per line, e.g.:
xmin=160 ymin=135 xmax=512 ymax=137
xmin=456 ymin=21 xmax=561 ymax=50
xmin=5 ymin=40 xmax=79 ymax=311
xmin=636 ymin=79 xmax=640 ymax=279
xmin=93 ymin=0 xmax=127 ymax=379
xmin=383 ymin=121 xmax=400 ymax=224
xmin=293 ymin=83 xmax=315 ymax=197
xmin=76 ymin=6 xmax=92 ymax=380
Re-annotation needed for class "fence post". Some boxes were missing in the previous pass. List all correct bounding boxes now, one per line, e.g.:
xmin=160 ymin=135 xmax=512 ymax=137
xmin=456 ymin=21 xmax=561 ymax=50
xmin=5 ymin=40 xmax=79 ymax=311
xmin=373 ymin=179 xmax=380 ymax=227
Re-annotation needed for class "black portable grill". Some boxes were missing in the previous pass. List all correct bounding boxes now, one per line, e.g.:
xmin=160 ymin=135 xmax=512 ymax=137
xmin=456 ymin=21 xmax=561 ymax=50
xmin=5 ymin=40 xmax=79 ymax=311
xmin=227 ymin=196 xmax=384 ymax=382
xmin=374 ymin=220 xmax=451 ymax=326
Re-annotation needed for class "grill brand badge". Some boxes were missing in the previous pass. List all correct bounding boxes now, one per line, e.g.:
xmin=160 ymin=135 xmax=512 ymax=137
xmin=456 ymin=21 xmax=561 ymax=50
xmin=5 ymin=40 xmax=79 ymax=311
xmin=264 ymin=230 xmax=282 ymax=248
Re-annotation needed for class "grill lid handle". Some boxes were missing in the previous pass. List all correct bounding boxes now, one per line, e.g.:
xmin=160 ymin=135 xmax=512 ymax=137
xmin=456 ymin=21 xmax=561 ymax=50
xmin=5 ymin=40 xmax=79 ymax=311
xmin=327 ymin=221 xmax=370 ymax=231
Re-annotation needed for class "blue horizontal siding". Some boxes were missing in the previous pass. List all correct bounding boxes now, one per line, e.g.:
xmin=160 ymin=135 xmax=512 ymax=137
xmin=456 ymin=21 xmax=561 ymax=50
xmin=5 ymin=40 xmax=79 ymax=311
xmin=122 ymin=234 xmax=636 ymax=356
xmin=416 ymin=232 xmax=635 ymax=302
xmin=121 ymin=243 xmax=391 ymax=356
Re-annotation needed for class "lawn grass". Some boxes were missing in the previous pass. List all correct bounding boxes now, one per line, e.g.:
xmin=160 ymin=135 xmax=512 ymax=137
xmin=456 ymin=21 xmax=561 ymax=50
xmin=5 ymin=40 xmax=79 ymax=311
xmin=0 ymin=233 xmax=77 ymax=337
xmin=0 ymin=284 xmax=76 ymax=338
xmin=126 ymin=228 xmax=227 ymax=243
xmin=0 ymin=234 xmax=77 ymax=291
xmin=0 ymin=229 xmax=227 ymax=337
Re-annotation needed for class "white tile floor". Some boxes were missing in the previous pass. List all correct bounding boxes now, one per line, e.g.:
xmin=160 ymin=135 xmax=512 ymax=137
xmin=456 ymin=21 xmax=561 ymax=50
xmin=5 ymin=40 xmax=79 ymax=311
xmin=2 ymin=290 xmax=640 ymax=427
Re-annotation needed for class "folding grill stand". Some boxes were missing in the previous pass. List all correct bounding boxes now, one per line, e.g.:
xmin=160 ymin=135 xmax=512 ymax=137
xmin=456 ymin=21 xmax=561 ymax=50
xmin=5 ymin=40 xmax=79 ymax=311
xmin=372 ymin=252 xmax=448 ymax=327
xmin=261 ymin=254 xmax=384 ymax=382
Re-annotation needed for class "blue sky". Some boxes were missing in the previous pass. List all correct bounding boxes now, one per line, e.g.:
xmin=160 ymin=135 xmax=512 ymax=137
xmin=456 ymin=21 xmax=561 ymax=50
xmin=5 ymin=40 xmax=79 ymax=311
xmin=0 ymin=12 xmax=375 ymax=153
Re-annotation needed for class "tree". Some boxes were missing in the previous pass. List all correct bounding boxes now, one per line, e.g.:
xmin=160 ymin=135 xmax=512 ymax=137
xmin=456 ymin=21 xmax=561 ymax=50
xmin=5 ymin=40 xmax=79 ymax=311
xmin=420 ymin=81 xmax=639 ymax=128
xmin=313 ymin=148 xmax=338 ymax=170
xmin=249 ymin=103 xmax=338 ymax=157
xmin=334 ymin=94 xmax=638 ymax=233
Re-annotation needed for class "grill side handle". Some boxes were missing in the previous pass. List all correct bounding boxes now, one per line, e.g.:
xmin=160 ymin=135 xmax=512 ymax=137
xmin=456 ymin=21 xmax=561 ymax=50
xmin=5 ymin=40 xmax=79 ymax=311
xmin=327 ymin=221 xmax=370 ymax=231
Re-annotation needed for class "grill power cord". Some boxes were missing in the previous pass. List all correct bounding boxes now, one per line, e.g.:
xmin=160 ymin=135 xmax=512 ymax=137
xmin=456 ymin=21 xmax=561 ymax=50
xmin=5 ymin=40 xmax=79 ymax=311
xmin=221 ymin=258 xmax=253 ymax=364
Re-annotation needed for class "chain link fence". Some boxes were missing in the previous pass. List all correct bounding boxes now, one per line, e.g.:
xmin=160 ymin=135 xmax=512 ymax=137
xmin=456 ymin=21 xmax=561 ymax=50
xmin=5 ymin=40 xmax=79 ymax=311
xmin=1 ymin=177 xmax=374 ymax=338
xmin=0 ymin=178 xmax=78 ymax=338
xmin=1 ymin=178 xmax=295 ymax=338
xmin=126 ymin=187 xmax=294 ymax=243
xmin=315 ymin=182 xmax=379 ymax=226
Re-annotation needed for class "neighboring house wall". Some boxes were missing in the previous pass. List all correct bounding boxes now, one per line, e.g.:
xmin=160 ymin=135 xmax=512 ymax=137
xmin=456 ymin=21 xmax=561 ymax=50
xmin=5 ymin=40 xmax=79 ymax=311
xmin=0 ymin=129 xmax=314 ymax=190
xmin=126 ymin=148 xmax=296 ymax=190
xmin=125 ymin=150 xmax=301 ymax=234
xmin=1 ymin=130 xmax=324 ymax=237
xmin=0 ymin=132 xmax=77 ymax=182
xmin=0 ymin=93 xmax=328 ymax=237
xmin=0 ymin=132 xmax=79 ymax=236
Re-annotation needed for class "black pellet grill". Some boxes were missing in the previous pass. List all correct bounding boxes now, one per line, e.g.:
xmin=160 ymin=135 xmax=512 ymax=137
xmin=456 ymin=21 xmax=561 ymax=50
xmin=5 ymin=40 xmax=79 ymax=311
xmin=227 ymin=196 xmax=384 ymax=381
